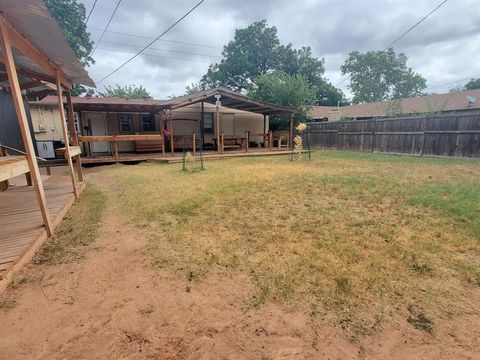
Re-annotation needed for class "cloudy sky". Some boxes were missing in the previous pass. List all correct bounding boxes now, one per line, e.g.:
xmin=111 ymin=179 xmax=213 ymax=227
xmin=80 ymin=0 xmax=480 ymax=100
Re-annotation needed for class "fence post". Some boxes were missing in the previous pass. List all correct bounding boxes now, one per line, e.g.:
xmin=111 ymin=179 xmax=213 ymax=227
xmin=336 ymin=128 xmax=340 ymax=150
xmin=371 ymin=119 xmax=376 ymax=152
xmin=420 ymin=117 xmax=427 ymax=156
xmin=268 ymin=130 xmax=273 ymax=151
xmin=245 ymin=131 xmax=249 ymax=152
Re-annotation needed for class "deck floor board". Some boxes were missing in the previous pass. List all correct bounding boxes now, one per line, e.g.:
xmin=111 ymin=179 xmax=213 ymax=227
xmin=0 ymin=177 xmax=83 ymax=276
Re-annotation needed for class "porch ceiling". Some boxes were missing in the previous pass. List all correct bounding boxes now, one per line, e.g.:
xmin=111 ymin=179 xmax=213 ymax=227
xmin=0 ymin=0 xmax=95 ymax=87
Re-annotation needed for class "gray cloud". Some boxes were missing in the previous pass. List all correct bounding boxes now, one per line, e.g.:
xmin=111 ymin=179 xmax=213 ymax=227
xmin=81 ymin=0 xmax=480 ymax=98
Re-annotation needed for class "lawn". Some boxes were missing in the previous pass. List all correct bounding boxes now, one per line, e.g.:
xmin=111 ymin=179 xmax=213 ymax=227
xmin=98 ymin=150 xmax=480 ymax=339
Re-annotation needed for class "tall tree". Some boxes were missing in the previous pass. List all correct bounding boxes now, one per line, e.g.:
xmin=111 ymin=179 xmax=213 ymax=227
xmin=201 ymin=20 xmax=280 ymax=91
xmin=277 ymin=45 xmax=346 ymax=106
xmin=185 ymin=82 xmax=205 ymax=95
xmin=247 ymin=71 xmax=317 ymax=129
xmin=199 ymin=20 xmax=345 ymax=106
xmin=45 ymin=0 xmax=94 ymax=95
xmin=464 ymin=78 xmax=480 ymax=91
xmin=45 ymin=0 xmax=94 ymax=67
xmin=96 ymin=85 xmax=150 ymax=99
xmin=341 ymin=48 xmax=426 ymax=104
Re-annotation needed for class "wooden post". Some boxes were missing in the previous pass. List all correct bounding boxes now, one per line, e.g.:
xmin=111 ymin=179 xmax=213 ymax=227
xmin=66 ymin=90 xmax=83 ymax=182
xmin=114 ymin=137 xmax=119 ymax=162
xmin=0 ymin=21 xmax=53 ymax=235
xmin=46 ymin=166 xmax=52 ymax=176
xmin=289 ymin=113 xmax=295 ymax=149
xmin=216 ymin=105 xmax=221 ymax=154
xmin=55 ymin=69 xmax=78 ymax=200
xmin=371 ymin=119 xmax=376 ymax=153
xmin=263 ymin=114 xmax=267 ymax=147
xmin=269 ymin=130 xmax=273 ymax=151
xmin=169 ymin=112 xmax=174 ymax=157
xmin=159 ymin=112 xmax=165 ymax=159
xmin=220 ymin=132 xmax=224 ymax=154
xmin=192 ymin=133 xmax=196 ymax=156
xmin=25 ymin=172 xmax=32 ymax=186
xmin=245 ymin=131 xmax=249 ymax=152
xmin=0 ymin=146 xmax=8 ymax=191
xmin=420 ymin=117 xmax=427 ymax=156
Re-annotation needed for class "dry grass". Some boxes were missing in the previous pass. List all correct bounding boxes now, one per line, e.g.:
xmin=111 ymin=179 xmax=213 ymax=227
xmin=99 ymin=151 xmax=480 ymax=339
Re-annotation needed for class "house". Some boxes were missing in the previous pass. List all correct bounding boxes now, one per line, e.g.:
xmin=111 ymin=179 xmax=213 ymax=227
xmin=309 ymin=89 xmax=480 ymax=121
xmin=31 ymin=87 xmax=296 ymax=162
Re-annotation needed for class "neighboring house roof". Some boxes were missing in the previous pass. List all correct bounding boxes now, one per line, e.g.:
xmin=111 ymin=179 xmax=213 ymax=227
xmin=0 ymin=0 xmax=95 ymax=87
xmin=37 ymin=87 xmax=295 ymax=115
xmin=309 ymin=89 xmax=480 ymax=120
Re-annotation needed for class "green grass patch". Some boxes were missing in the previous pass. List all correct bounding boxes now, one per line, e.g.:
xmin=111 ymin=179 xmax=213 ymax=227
xmin=34 ymin=184 xmax=107 ymax=265
xmin=410 ymin=184 xmax=480 ymax=239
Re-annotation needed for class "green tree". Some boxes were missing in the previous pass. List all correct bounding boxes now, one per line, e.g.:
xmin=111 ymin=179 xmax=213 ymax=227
xmin=448 ymin=84 xmax=464 ymax=93
xmin=198 ymin=20 xmax=345 ymax=106
xmin=97 ymin=85 xmax=150 ymax=99
xmin=277 ymin=45 xmax=347 ymax=106
xmin=45 ymin=0 xmax=94 ymax=66
xmin=247 ymin=71 xmax=317 ymax=129
xmin=45 ymin=0 xmax=95 ymax=96
xmin=185 ymin=82 xmax=206 ymax=95
xmin=464 ymin=78 xmax=480 ymax=91
xmin=341 ymin=48 xmax=426 ymax=104
xmin=201 ymin=20 xmax=280 ymax=91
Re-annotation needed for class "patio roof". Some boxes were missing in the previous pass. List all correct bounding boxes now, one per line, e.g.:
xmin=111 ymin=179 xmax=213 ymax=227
xmin=38 ymin=87 xmax=296 ymax=115
xmin=162 ymin=87 xmax=295 ymax=115
xmin=0 ymin=0 xmax=95 ymax=89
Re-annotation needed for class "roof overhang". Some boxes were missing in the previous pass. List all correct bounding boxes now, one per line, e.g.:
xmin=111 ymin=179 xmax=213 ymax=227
xmin=0 ymin=0 xmax=95 ymax=89
xmin=162 ymin=87 xmax=295 ymax=115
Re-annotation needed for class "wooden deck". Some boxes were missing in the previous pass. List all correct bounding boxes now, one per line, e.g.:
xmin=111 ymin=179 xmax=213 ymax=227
xmin=81 ymin=148 xmax=294 ymax=164
xmin=0 ymin=175 xmax=84 ymax=292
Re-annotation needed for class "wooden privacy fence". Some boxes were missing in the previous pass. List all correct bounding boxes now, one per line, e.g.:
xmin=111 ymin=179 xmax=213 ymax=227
xmin=307 ymin=112 xmax=480 ymax=158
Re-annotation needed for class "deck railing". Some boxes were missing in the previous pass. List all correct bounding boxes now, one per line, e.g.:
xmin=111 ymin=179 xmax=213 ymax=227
xmin=79 ymin=134 xmax=165 ymax=161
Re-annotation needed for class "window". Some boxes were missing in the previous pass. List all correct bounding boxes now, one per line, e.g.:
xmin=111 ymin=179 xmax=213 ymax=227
xmin=141 ymin=114 xmax=155 ymax=131
xmin=118 ymin=114 xmax=132 ymax=132
xmin=203 ymin=113 xmax=214 ymax=133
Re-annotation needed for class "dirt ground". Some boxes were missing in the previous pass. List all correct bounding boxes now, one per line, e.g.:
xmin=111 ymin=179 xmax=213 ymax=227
xmin=0 ymin=167 xmax=479 ymax=359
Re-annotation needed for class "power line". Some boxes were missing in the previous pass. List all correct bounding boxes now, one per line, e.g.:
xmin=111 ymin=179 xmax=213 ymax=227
xmin=97 ymin=0 xmax=206 ymax=84
xmin=97 ymin=46 xmax=212 ymax=63
xmin=85 ymin=0 xmax=98 ymax=25
xmin=426 ymin=74 xmax=480 ymax=91
xmin=335 ymin=0 xmax=449 ymax=87
xmin=89 ymin=27 xmax=222 ymax=49
xmin=383 ymin=0 xmax=448 ymax=50
xmin=90 ymin=0 xmax=123 ymax=57
xmin=95 ymin=38 xmax=221 ymax=59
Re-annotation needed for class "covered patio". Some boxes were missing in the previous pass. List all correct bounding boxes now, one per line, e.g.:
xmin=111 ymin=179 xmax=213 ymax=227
xmin=76 ymin=87 xmax=296 ymax=163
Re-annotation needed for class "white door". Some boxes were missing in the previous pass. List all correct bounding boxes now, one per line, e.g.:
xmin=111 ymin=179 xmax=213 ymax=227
xmin=88 ymin=113 xmax=109 ymax=153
